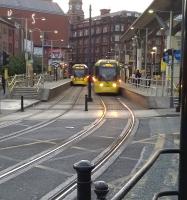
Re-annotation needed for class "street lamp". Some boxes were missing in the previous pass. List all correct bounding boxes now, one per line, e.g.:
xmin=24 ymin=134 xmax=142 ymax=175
xmin=30 ymin=28 xmax=58 ymax=76
xmin=7 ymin=14 xmax=46 ymax=80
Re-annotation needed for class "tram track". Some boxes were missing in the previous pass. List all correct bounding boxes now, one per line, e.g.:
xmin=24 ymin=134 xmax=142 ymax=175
xmin=0 ymin=94 xmax=137 ymax=200
xmin=41 ymin=97 xmax=137 ymax=200
xmin=0 ymin=87 xmax=84 ymax=143
xmin=0 ymin=91 xmax=106 ymax=183
xmin=0 ymin=86 xmax=77 ymax=129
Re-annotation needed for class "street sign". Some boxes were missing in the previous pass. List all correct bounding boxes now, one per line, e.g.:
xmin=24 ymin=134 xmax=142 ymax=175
xmin=51 ymin=62 xmax=60 ymax=68
xmin=174 ymin=50 xmax=181 ymax=61
xmin=163 ymin=51 xmax=169 ymax=63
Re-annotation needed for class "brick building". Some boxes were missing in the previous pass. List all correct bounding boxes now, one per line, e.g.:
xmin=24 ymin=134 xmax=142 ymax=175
xmin=0 ymin=0 xmax=70 ymax=70
xmin=0 ymin=17 xmax=22 ymax=65
xmin=69 ymin=9 xmax=140 ymax=67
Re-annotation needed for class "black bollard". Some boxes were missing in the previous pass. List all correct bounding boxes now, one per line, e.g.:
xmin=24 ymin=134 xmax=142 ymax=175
xmin=85 ymin=94 xmax=88 ymax=111
xmin=21 ymin=96 xmax=24 ymax=112
xmin=73 ymin=160 xmax=95 ymax=200
xmin=94 ymin=181 xmax=109 ymax=200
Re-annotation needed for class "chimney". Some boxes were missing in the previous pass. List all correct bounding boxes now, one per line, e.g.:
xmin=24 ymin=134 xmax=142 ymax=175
xmin=100 ymin=9 xmax=110 ymax=15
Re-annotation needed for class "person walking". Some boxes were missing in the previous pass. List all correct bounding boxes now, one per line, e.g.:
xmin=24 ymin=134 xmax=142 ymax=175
xmin=135 ymin=69 xmax=141 ymax=87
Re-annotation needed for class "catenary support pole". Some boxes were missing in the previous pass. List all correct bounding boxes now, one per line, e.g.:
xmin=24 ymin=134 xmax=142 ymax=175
xmin=87 ymin=4 xmax=93 ymax=102
xmin=179 ymin=0 xmax=187 ymax=199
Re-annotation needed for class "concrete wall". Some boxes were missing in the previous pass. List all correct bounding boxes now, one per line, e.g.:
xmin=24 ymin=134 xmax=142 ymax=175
xmin=39 ymin=81 xmax=71 ymax=101
xmin=120 ymin=86 xmax=170 ymax=109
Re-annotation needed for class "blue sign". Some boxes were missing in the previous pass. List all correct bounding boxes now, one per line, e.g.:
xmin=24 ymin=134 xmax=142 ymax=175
xmin=174 ymin=50 xmax=181 ymax=61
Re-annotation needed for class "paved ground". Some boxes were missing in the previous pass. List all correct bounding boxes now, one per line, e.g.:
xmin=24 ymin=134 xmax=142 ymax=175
xmin=0 ymin=79 xmax=71 ymax=117
xmin=0 ymin=79 xmax=180 ymax=199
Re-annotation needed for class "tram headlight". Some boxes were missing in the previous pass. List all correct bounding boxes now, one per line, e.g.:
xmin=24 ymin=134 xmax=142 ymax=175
xmin=118 ymin=79 xmax=122 ymax=83
xmin=99 ymin=83 xmax=104 ymax=87
xmin=112 ymin=83 xmax=117 ymax=88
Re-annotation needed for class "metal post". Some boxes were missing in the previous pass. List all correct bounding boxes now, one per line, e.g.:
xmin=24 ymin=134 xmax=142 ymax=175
xmin=87 ymin=4 xmax=93 ymax=102
xmin=179 ymin=0 xmax=187 ymax=199
xmin=41 ymin=31 xmax=44 ymax=76
xmin=85 ymin=94 xmax=88 ymax=111
xmin=170 ymin=49 xmax=174 ymax=108
xmin=21 ymin=96 xmax=24 ymax=112
xmin=144 ymin=28 xmax=148 ymax=73
xmin=94 ymin=181 xmax=109 ymax=200
xmin=25 ymin=18 xmax=29 ymax=86
xmin=73 ymin=160 xmax=95 ymax=200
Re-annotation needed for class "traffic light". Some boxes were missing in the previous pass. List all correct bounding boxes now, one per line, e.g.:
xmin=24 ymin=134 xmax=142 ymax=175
xmin=3 ymin=51 xmax=10 ymax=65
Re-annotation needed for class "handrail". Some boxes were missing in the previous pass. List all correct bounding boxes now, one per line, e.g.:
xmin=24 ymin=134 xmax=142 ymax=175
xmin=8 ymin=74 xmax=18 ymax=93
xmin=8 ymin=74 xmax=26 ymax=93
xmin=152 ymin=191 xmax=179 ymax=200
xmin=8 ymin=74 xmax=17 ymax=88
xmin=35 ymin=75 xmax=43 ymax=92
xmin=111 ymin=148 xmax=180 ymax=200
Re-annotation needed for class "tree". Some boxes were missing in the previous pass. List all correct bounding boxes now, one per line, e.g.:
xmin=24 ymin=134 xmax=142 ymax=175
xmin=8 ymin=54 xmax=26 ymax=76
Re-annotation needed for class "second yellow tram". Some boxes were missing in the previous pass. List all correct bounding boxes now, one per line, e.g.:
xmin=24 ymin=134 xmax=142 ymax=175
xmin=71 ymin=64 xmax=88 ymax=86
xmin=93 ymin=59 xmax=121 ymax=94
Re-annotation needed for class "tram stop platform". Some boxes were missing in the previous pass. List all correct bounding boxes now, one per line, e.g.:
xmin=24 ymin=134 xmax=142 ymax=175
xmin=0 ymin=78 xmax=71 ymax=116
xmin=0 ymin=78 xmax=179 ymax=117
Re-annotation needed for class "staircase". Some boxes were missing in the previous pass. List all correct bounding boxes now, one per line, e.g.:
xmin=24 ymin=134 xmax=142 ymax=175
xmin=173 ymin=96 xmax=179 ymax=108
xmin=11 ymin=87 xmax=39 ymax=99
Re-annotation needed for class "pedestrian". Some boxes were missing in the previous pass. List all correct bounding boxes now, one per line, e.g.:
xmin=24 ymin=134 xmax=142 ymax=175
xmin=135 ymin=69 xmax=141 ymax=87
xmin=146 ymin=74 xmax=151 ymax=88
xmin=1 ymin=75 xmax=6 ymax=94
xmin=131 ymin=72 xmax=135 ymax=84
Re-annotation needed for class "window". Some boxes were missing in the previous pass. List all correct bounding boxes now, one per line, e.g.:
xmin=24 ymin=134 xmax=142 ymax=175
xmin=115 ymin=24 xmax=120 ymax=31
xmin=127 ymin=12 xmax=132 ymax=16
xmin=73 ymin=31 xmax=77 ymax=37
xmin=103 ymin=26 xmax=108 ymax=33
xmin=76 ymin=4 xmax=81 ymax=10
xmin=79 ymin=30 xmax=83 ymax=37
xmin=96 ymin=27 xmax=101 ymax=34
xmin=84 ymin=29 xmax=88 ymax=36
xmin=114 ymin=35 xmax=120 ymax=41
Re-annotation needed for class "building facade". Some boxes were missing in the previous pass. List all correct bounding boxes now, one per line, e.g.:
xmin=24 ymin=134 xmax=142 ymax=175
xmin=69 ymin=9 xmax=140 ymax=67
xmin=0 ymin=0 xmax=70 ymax=71
xmin=67 ymin=0 xmax=84 ymax=24
xmin=0 ymin=17 xmax=22 ymax=66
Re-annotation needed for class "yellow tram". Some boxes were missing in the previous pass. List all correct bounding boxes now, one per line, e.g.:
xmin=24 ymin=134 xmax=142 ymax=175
xmin=93 ymin=59 xmax=121 ymax=94
xmin=71 ymin=64 xmax=88 ymax=86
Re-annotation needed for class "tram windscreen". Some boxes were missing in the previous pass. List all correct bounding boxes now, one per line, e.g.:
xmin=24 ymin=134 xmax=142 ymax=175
xmin=74 ymin=69 xmax=85 ymax=77
xmin=98 ymin=67 xmax=117 ymax=81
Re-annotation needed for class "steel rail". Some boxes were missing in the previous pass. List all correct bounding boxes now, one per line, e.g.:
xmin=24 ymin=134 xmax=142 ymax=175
xmin=0 ymin=91 xmax=107 ymax=184
xmin=49 ymin=97 xmax=136 ymax=200
xmin=0 ymin=86 xmax=75 ymax=129
xmin=0 ymin=87 xmax=83 ymax=143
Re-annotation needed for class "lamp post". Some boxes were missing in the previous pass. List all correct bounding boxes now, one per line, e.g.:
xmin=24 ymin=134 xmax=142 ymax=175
xmin=30 ymin=28 xmax=58 ymax=77
xmin=7 ymin=14 xmax=45 ymax=80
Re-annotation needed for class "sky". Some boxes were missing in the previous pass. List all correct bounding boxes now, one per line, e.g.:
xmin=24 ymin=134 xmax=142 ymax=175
xmin=53 ymin=0 xmax=154 ymax=18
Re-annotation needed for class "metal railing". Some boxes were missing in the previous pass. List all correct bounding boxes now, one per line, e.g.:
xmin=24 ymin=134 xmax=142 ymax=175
xmin=127 ymin=77 xmax=179 ymax=97
xmin=73 ymin=149 xmax=180 ymax=200
xmin=8 ymin=74 xmax=26 ymax=92
xmin=111 ymin=148 xmax=179 ymax=200
xmin=34 ymin=75 xmax=44 ymax=92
